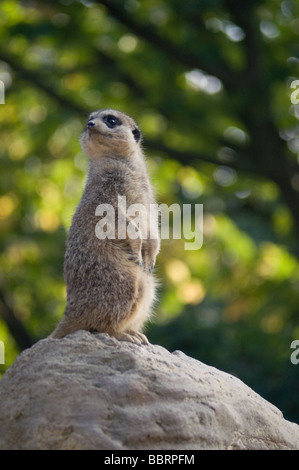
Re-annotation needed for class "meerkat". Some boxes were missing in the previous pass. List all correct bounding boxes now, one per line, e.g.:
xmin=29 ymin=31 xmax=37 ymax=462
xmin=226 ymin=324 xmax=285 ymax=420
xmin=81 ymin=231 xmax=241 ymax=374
xmin=51 ymin=109 xmax=160 ymax=345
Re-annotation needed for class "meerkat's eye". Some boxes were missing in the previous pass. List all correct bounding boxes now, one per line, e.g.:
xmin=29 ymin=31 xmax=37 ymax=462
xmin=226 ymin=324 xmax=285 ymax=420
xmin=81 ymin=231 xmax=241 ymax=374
xmin=103 ymin=115 xmax=122 ymax=129
xmin=132 ymin=128 xmax=141 ymax=142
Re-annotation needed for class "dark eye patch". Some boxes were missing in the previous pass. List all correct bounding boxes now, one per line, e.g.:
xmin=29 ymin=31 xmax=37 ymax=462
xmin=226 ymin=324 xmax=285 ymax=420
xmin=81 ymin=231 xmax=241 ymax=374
xmin=103 ymin=115 xmax=122 ymax=128
xmin=132 ymin=128 xmax=141 ymax=142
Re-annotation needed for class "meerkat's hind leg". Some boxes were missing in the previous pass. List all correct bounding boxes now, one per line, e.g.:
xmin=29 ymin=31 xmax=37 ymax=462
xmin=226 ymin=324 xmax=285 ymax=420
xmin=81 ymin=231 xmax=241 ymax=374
xmin=112 ymin=330 xmax=149 ymax=346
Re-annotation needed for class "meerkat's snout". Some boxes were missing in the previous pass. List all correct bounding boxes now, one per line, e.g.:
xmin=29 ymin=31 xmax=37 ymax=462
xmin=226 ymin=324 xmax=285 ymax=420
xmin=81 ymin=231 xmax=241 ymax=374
xmin=84 ymin=113 xmax=124 ymax=137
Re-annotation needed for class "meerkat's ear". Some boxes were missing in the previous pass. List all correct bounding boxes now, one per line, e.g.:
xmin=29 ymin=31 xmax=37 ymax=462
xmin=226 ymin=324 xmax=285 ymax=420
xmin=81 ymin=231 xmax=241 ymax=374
xmin=132 ymin=128 xmax=141 ymax=143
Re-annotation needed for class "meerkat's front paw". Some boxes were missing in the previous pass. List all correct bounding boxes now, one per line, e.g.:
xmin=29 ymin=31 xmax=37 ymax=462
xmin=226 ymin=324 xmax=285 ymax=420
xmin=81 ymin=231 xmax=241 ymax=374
xmin=142 ymin=238 xmax=159 ymax=274
xmin=113 ymin=330 xmax=149 ymax=345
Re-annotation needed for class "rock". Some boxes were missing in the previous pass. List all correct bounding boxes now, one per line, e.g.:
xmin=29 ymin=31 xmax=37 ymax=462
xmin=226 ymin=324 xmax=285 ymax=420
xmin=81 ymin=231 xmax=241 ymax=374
xmin=0 ymin=330 xmax=298 ymax=450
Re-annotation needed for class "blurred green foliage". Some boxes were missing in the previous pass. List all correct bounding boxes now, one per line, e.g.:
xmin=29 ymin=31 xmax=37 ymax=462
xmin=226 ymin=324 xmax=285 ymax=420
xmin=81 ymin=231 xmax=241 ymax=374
xmin=0 ymin=0 xmax=299 ymax=423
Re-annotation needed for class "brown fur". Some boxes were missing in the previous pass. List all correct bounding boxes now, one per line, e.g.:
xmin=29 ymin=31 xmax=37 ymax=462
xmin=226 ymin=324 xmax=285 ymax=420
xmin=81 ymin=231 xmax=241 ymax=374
xmin=51 ymin=109 xmax=160 ymax=345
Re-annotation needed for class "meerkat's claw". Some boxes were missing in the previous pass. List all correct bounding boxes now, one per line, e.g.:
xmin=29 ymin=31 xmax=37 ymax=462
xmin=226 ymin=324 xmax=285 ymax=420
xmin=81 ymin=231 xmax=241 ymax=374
xmin=113 ymin=330 xmax=149 ymax=346
xmin=115 ymin=332 xmax=142 ymax=345
xmin=128 ymin=330 xmax=150 ymax=345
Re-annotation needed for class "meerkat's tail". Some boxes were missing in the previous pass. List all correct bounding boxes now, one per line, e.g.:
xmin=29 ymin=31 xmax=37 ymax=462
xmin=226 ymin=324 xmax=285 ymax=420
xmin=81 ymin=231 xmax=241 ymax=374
xmin=50 ymin=316 xmax=83 ymax=339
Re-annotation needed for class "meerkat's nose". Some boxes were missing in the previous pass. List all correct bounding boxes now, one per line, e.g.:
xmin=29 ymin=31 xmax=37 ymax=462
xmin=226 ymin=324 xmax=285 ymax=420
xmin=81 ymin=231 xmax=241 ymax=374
xmin=87 ymin=120 xmax=95 ymax=128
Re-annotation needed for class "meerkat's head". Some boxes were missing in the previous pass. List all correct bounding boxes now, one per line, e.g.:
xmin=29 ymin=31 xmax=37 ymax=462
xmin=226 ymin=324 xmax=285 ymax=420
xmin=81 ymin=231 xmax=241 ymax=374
xmin=80 ymin=109 xmax=142 ymax=160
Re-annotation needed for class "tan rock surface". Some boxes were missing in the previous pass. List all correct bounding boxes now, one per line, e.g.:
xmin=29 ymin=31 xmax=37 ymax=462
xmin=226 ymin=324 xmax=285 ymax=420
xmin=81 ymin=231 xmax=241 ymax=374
xmin=0 ymin=330 xmax=298 ymax=450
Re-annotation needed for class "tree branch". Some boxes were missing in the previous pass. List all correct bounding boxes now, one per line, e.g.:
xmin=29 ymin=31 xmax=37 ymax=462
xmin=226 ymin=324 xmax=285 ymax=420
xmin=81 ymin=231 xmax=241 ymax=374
xmin=144 ymin=139 xmax=259 ymax=176
xmin=95 ymin=49 xmax=146 ymax=99
xmin=95 ymin=0 xmax=238 ymax=89
xmin=0 ymin=48 xmax=89 ymax=116
xmin=0 ymin=288 xmax=34 ymax=351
